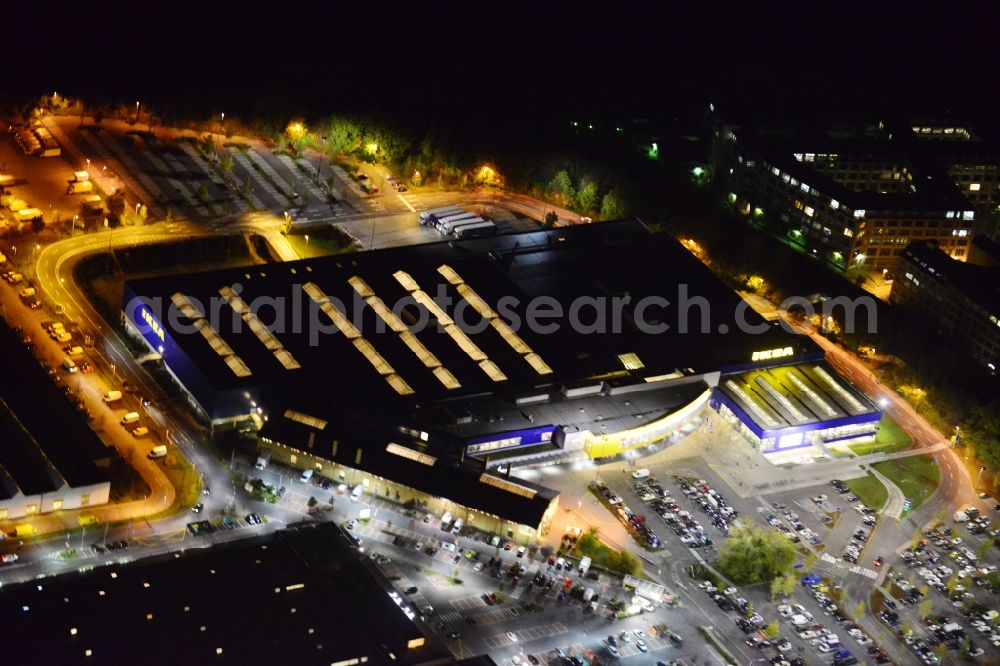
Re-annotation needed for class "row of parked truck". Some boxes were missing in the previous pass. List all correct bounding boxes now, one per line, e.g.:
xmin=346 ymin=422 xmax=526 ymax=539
xmin=418 ymin=205 xmax=498 ymax=238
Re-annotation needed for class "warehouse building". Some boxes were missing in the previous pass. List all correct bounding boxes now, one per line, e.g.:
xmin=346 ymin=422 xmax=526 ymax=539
xmin=0 ymin=322 xmax=110 ymax=522
xmin=123 ymin=220 xmax=876 ymax=533
xmin=0 ymin=523 xmax=451 ymax=664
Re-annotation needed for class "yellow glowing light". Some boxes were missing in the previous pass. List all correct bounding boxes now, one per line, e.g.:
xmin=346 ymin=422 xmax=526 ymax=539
xmin=286 ymin=121 xmax=306 ymax=140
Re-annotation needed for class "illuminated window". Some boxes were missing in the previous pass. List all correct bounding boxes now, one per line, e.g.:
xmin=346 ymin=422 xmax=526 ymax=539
xmin=26 ymin=504 xmax=38 ymax=515
xmin=386 ymin=443 xmax=437 ymax=466
xmin=843 ymin=228 xmax=854 ymax=237
xmin=970 ymin=183 xmax=981 ymax=191
xmin=618 ymin=353 xmax=645 ymax=370
xmin=284 ymin=410 xmax=328 ymax=430
xmin=830 ymin=199 xmax=839 ymax=210
xmin=479 ymin=474 xmax=537 ymax=499
xmin=79 ymin=495 xmax=89 ymax=507
xmin=52 ymin=500 xmax=64 ymax=511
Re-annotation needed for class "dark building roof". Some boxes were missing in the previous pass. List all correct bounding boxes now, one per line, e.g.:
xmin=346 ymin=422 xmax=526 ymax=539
xmin=0 ymin=321 xmax=107 ymax=498
xmin=969 ymin=234 xmax=1000 ymax=268
xmin=260 ymin=408 xmax=558 ymax=528
xmin=732 ymin=128 xmax=974 ymax=213
xmin=0 ymin=523 xmax=451 ymax=665
xmin=125 ymin=220 xmax=804 ymax=414
xmin=901 ymin=240 xmax=1000 ymax=319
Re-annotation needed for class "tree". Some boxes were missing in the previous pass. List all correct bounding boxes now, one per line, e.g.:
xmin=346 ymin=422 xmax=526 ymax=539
xmin=769 ymin=573 xmax=796 ymax=601
xmin=544 ymin=211 xmax=559 ymax=226
xmin=718 ymin=520 xmax=797 ymax=584
xmin=136 ymin=204 xmax=148 ymax=226
xmin=30 ymin=216 xmax=44 ymax=233
xmin=576 ymin=180 xmax=600 ymax=214
xmin=220 ymin=153 xmax=234 ymax=176
xmin=576 ymin=527 xmax=601 ymax=555
xmin=307 ymin=496 xmax=317 ymax=508
xmin=769 ymin=576 xmax=785 ymax=601
xmin=324 ymin=117 xmax=363 ymax=156
xmin=918 ymin=599 xmax=933 ymax=619
xmin=548 ymin=170 xmax=575 ymax=206
xmin=946 ymin=574 xmax=959 ymax=594
xmin=107 ymin=190 xmax=126 ymax=226
xmin=764 ymin=622 xmax=780 ymax=639
xmin=599 ymin=190 xmax=628 ymax=220
xmin=608 ymin=550 xmax=641 ymax=577
xmin=804 ymin=551 xmax=817 ymax=572
xmin=853 ymin=601 xmax=865 ymax=618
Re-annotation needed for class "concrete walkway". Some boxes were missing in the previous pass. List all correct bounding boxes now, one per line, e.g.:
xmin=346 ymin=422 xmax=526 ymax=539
xmin=872 ymin=467 xmax=906 ymax=519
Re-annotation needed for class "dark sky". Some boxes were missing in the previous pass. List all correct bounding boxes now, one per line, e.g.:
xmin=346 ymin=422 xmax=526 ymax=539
xmin=4 ymin=1 xmax=999 ymax=128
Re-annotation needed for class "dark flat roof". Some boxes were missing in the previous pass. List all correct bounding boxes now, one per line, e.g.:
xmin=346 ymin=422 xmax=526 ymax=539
xmin=430 ymin=379 xmax=709 ymax=440
xmin=733 ymin=123 xmax=977 ymax=212
xmin=0 ymin=321 xmax=107 ymax=496
xmin=260 ymin=409 xmax=558 ymax=528
xmin=0 ymin=523 xmax=448 ymax=665
xmin=126 ymin=220 xmax=801 ymax=409
xmin=902 ymin=240 xmax=1000 ymax=319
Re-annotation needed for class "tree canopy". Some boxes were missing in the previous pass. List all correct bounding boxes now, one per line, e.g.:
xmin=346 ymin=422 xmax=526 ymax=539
xmin=718 ymin=520 xmax=797 ymax=584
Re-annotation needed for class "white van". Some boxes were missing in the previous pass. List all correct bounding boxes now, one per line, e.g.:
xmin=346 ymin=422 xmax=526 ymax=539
xmin=440 ymin=511 xmax=453 ymax=531
xmin=632 ymin=468 xmax=651 ymax=479
xmin=73 ymin=170 xmax=90 ymax=182
xmin=350 ymin=484 xmax=363 ymax=501
xmin=62 ymin=357 xmax=78 ymax=373
xmin=451 ymin=518 xmax=464 ymax=535
xmin=790 ymin=613 xmax=810 ymax=627
xmin=16 ymin=208 xmax=42 ymax=221
xmin=102 ymin=390 xmax=123 ymax=403
xmin=148 ymin=445 xmax=167 ymax=459
xmin=299 ymin=469 xmax=314 ymax=483
xmin=120 ymin=412 xmax=140 ymax=425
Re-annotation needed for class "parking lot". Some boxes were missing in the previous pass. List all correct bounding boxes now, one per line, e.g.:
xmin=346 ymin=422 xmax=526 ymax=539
xmin=236 ymin=456 xmax=712 ymax=663
xmin=880 ymin=503 xmax=1000 ymax=663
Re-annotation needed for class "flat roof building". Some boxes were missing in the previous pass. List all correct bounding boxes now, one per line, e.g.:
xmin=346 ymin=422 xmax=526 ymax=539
xmin=713 ymin=361 xmax=882 ymax=459
xmin=0 ymin=321 xmax=109 ymax=521
xmin=710 ymin=117 xmax=996 ymax=273
xmin=0 ymin=522 xmax=453 ymax=664
xmin=123 ymin=220 xmax=876 ymax=534
xmin=892 ymin=236 xmax=1000 ymax=372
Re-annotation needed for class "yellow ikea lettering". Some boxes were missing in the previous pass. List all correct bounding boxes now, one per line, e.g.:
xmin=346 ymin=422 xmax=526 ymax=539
xmin=140 ymin=307 xmax=165 ymax=342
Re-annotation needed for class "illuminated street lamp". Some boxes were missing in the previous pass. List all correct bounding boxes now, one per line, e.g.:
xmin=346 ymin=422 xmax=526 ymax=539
xmin=286 ymin=121 xmax=306 ymax=141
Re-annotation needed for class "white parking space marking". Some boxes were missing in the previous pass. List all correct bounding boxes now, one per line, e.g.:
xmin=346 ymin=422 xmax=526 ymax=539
xmin=483 ymin=622 xmax=567 ymax=648
xmin=451 ymin=594 xmax=487 ymax=611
